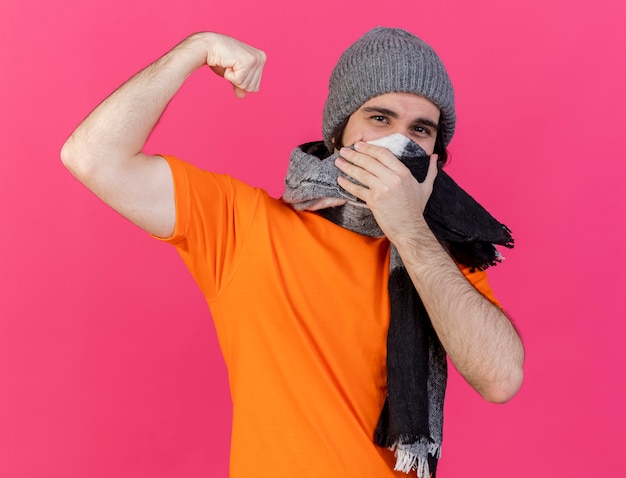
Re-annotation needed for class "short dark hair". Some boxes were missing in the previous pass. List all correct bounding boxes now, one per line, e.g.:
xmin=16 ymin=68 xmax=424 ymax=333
xmin=330 ymin=118 xmax=449 ymax=167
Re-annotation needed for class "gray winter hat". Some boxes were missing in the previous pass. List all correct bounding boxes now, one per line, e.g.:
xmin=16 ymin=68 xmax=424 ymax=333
xmin=323 ymin=27 xmax=456 ymax=151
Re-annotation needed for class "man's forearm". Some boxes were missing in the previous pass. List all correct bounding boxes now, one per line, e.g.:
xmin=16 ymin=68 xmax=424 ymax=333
xmin=395 ymin=219 xmax=524 ymax=403
xmin=61 ymin=34 xmax=210 ymax=169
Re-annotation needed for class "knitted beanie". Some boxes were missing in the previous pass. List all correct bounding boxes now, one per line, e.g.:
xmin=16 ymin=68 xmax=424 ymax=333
xmin=323 ymin=27 xmax=456 ymax=151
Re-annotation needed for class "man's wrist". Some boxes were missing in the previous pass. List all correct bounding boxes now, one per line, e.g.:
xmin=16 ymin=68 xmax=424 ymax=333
xmin=392 ymin=217 xmax=453 ymax=271
xmin=167 ymin=32 xmax=216 ymax=72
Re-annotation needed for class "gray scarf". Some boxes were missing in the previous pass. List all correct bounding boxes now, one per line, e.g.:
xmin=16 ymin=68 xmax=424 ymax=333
xmin=283 ymin=134 xmax=513 ymax=477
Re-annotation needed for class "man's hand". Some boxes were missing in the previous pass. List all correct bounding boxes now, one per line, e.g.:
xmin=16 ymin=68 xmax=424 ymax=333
xmin=335 ymin=141 xmax=438 ymax=245
xmin=199 ymin=33 xmax=266 ymax=98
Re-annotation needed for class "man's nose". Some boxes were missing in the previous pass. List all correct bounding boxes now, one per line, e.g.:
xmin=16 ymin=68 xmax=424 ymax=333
xmin=391 ymin=124 xmax=409 ymax=137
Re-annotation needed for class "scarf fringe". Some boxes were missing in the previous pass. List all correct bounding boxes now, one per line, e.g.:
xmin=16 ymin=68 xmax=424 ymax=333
xmin=390 ymin=440 xmax=442 ymax=477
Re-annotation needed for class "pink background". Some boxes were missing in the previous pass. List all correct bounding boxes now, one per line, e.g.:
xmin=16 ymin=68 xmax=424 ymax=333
xmin=1 ymin=0 xmax=625 ymax=476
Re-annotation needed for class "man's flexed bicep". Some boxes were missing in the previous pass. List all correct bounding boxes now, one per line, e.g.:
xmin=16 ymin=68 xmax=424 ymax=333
xmin=60 ymin=32 xmax=266 ymax=238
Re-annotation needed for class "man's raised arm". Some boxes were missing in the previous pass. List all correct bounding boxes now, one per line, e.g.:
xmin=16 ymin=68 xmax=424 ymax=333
xmin=60 ymin=33 xmax=266 ymax=238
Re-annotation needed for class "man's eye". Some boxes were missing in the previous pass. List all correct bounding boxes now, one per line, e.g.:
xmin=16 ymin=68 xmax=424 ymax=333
xmin=413 ymin=126 xmax=430 ymax=135
xmin=372 ymin=115 xmax=386 ymax=122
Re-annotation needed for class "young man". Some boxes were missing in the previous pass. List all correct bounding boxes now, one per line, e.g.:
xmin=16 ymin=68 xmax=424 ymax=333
xmin=61 ymin=27 xmax=524 ymax=477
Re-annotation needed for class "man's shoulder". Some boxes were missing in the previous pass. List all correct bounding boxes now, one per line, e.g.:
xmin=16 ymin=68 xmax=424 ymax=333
xmin=161 ymin=154 xmax=273 ymax=197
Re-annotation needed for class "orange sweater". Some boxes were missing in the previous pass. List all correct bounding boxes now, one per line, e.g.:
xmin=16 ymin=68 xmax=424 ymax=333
xmin=157 ymin=155 xmax=499 ymax=477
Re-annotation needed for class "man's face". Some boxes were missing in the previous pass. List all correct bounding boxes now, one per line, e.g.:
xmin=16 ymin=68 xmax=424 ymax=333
xmin=340 ymin=92 xmax=441 ymax=154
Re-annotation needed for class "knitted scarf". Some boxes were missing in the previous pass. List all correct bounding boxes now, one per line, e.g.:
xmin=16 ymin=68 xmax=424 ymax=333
xmin=282 ymin=134 xmax=514 ymax=477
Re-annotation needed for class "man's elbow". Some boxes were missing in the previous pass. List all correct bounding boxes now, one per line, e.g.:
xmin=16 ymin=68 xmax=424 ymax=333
xmin=60 ymin=136 xmax=81 ymax=174
xmin=60 ymin=135 xmax=97 ymax=182
xmin=481 ymin=368 xmax=524 ymax=404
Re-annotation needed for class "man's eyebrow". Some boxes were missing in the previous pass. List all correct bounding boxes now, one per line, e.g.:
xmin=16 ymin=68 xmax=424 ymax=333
xmin=410 ymin=117 xmax=439 ymax=130
xmin=361 ymin=106 xmax=399 ymax=118
xmin=361 ymin=106 xmax=439 ymax=130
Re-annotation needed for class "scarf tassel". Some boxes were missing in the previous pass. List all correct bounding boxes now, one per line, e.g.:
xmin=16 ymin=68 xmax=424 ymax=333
xmin=391 ymin=440 xmax=442 ymax=477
